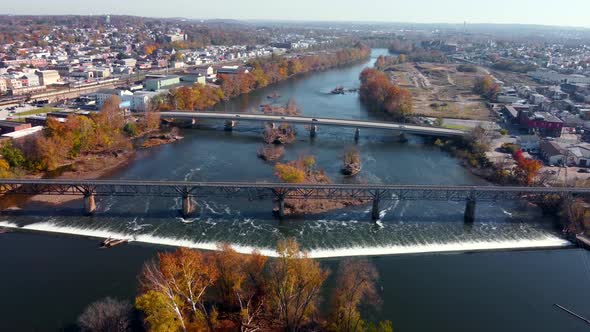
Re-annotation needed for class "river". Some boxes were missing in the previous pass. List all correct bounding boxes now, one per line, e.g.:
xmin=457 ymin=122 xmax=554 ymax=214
xmin=0 ymin=49 xmax=589 ymax=331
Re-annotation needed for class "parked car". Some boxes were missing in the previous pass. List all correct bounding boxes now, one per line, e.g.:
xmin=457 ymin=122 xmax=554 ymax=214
xmin=578 ymin=169 xmax=590 ymax=173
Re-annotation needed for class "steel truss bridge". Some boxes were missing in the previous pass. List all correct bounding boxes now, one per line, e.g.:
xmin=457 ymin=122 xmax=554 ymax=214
xmin=0 ymin=179 xmax=586 ymax=220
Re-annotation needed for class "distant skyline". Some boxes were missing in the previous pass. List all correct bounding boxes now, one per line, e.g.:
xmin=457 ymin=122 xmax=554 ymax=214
xmin=4 ymin=0 xmax=590 ymax=29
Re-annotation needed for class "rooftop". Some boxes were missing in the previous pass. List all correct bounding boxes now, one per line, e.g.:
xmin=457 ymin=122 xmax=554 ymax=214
xmin=1 ymin=126 xmax=44 ymax=139
xmin=0 ymin=120 xmax=29 ymax=128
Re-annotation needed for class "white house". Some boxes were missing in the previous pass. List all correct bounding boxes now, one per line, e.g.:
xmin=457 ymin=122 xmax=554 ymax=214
xmin=540 ymin=140 xmax=566 ymax=166
xmin=95 ymin=89 xmax=133 ymax=109
xmin=566 ymin=145 xmax=590 ymax=167
xmin=127 ymin=91 xmax=159 ymax=112
xmin=518 ymin=135 xmax=541 ymax=153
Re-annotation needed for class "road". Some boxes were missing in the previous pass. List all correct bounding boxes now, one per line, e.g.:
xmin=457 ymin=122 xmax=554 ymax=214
xmin=160 ymin=111 xmax=467 ymax=137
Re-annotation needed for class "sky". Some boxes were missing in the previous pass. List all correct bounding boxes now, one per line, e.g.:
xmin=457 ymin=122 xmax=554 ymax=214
xmin=4 ymin=0 xmax=589 ymax=28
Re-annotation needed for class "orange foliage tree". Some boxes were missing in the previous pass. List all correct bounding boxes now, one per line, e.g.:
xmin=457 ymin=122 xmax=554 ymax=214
xmin=134 ymin=241 xmax=393 ymax=332
xmin=359 ymin=68 xmax=413 ymax=118
xmin=161 ymin=85 xmax=225 ymax=111
xmin=137 ymin=247 xmax=219 ymax=332
xmin=512 ymin=150 xmax=542 ymax=185
xmin=473 ymin=75 xmax=501 ymax=100
xmin=15 ymin=95 xmax=134 ymax=172
xmin=274 ymin=163 xmax=306 ymax=183
xmin=143 ymin=44 xmax=159 ymax=55
xmin=266 ymin=239 xmax=329 ymax=331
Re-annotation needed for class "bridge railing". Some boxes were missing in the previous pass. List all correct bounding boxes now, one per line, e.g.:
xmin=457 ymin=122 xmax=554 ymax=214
xmin=0 ymin=179 xmax=587 ymax=221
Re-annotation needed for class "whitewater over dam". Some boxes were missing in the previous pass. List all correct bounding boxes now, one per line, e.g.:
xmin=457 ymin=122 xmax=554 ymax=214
xmin=0 ymin=193 xmax=572 ymax=258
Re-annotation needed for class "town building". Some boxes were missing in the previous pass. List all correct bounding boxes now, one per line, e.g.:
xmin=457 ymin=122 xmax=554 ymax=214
xmin=95 ymin=89 xmax=133 ymax=108
xmin=517 ymin=135 xmax=541 ymax=153
xmin=0 ymin=120 xmax=31 ymax=134
xmin=529 ymin=70 xmax=590 ymax=85
xmin=144 ymin=75 xmax=180 ymax=91
xmin=180 ymin=75 xmax=206 ymax=85
xmin=194 ymin=65 xmax=214 ymax=77
xmin=567 ymin=145 xmax=590 ymax=167
xmin=128 ymin=91 xmax=159 ymax=112
xmin=165 ymin=33 xmax=186 ymax=43
xmin=518 ymin=111 xmax=564 ymax=137
xmin=539 ymin=140 xmax=566 ymax=165
xmin=1 ymin=126 xmax=44 ymax=141
xmin=22 ymin=74 xmax=40 ymax=87
xmin=36 ymin=70 xmax=60 ymax=86
xmin=8 ymin=85 xmax=46 ymax=96
xmin=216 ymin=65 xmax=249 ymax=75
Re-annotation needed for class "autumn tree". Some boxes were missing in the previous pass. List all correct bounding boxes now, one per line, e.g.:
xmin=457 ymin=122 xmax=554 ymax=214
xmin=0 ymin=141 xmax=25 ymax=168
xmin=0 ymin=159 xmax=11 ymax=178
xmin=473 ymin=75 xmax=500 ymax=100
xmin=136 ymin=248 xmax=220 ymax=332
xmin=210 ymin=244 xmax=268 ymax=331
xmin=512 ymin=149 xmax=542 ymax=185
xmin=359 ymin=68 xmax=413 ymax=119
xmin=328 ymin=259 xmax=391 ymax=332
xmin=64 ymin=115 xmax=96 ymax=156
xmin=267 ymin=238 xmax=329 ymax=332
xmin=164 ymin=85 xmax=225 ymax=111
xmin=275 ymin=163 xmax=306 ymax=183
xmin=285 ymin=99 xmax=300 ymax=116
xmin=142 ymin=111 xmax=161 ymax=132
xmin=92 ymin=96 xmax=130 ymax=151
xmin=143 ymin=44 xmax=159 ymax=56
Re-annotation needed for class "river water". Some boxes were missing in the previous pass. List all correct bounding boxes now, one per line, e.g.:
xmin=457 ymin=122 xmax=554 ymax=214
xmin=0 ymin=49 xmax=589 ymax=331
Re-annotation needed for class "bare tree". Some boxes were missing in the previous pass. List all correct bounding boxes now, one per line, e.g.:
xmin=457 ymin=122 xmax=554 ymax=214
xmin=77 ymin=297 xmax=132 ymax=332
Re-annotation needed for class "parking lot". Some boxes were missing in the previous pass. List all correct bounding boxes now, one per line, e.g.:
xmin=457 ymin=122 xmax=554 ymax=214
xmin=0 ymin=104 xmax=50 ymax=120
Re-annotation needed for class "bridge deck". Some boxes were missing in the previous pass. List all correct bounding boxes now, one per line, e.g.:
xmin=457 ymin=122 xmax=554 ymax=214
xmin=159 ymin=111 xmax=466 ymax=137
xmin=0 ymin=179 xmax=586 ymax=202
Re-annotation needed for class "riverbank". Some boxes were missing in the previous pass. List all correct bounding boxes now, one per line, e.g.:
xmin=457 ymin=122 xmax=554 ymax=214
xmin=26 ymin=151 xmax=138 ymax=206
xmin=157 ymin=46 xmax=371 ymax=112
xmin=0 ymin=125 xmax=185 ymax=208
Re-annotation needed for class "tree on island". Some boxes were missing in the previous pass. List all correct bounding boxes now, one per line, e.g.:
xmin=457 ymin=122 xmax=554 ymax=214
xmin=275 ymin=162 xmax=306 ymax=183
xmin=78 ymin=297 xmax=133 ymax=332
xmin=267 ymin=239 xmax=329 ymax=332
xmin=328 ymin=259 xmax=391 ymax=332
xmin=133 ymin=241 xmax=392 ymax=332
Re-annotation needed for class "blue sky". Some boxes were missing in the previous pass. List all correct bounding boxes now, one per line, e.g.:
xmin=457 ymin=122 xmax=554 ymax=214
xmin=4 ymin=0 xmax=588 ymax=28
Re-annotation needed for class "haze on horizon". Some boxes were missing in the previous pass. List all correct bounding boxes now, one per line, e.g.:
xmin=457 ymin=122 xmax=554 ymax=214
xmin=3 ymin=0 xmax=589 ymax=29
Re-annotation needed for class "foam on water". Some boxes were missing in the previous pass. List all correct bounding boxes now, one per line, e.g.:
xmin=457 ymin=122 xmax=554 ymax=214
xmin=0 ymin=220 xmax=572 ymax=259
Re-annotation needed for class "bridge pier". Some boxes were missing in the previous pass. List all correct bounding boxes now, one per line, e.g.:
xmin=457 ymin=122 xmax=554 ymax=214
xmin=273 ymin=196 xmax=285 ymax=219
xmin=84 ymin=193 xmax=96 ymax=215
xmin=354 ymin=128 xmax=360 ymax=142
xmin=181 ymin=194 xmax=195 ymax=218
xmin=371 ymin=199 xmax=380 ymax=220
xmin=310 ymin=125 xmax=317 ymax=138
xmin=464 ymin=197 xmax=476 ymax=223
xmin=399 ymin=133 xmax=408 ymax=143
xmin=224 ymin=120 xmax=236 ymax=131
